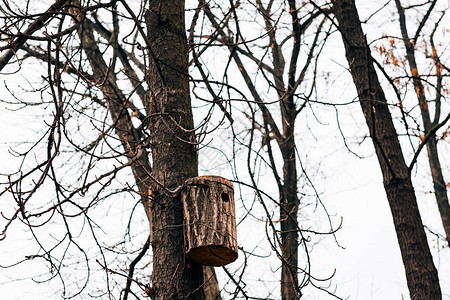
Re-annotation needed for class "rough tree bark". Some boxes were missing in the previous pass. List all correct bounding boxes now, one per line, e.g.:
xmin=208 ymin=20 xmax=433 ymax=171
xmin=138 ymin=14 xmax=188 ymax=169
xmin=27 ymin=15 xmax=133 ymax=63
xmin=332 ymin=0 xmax=442 ymax=298
xmin=144 ymin=1 xmax=205 ymax=299
xmin=394 ymin=0 xmax=450 ymax=247
xmin=279 ymin=137 xmax=299 ymax=300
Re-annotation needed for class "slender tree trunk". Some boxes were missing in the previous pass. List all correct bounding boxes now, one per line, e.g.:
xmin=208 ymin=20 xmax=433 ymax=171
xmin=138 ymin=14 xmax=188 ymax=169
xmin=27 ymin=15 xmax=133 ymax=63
xmin=77 ymin=10 xmax=151 ymax=205
xmin=201 ymin=2 xmax=300 ymax=297
xmin=144 ymin=1 xmax=205 ymax=299
xmin=394 ymin=0 xmax=450 ymax=246
xmin=280 ymin=3 xmax=300 ymax=298
xmin=280 ymin=137 xmax=299 ymax=300
xmin=425 ymin=138 xmax=450 ymax=247
xmin=332 ymin=1 xmax=442 ymax=298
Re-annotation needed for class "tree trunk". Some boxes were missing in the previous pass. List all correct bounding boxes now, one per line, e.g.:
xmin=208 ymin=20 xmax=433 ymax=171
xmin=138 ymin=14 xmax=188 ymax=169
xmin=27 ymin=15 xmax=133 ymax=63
xmin=280 ymin=137 xmax=299 ymax=300
xmin=144 ymin=1 xmax=205 ymax=299
xmin=332 ymin=1 xmax=442 ymax=298
xmin=77 ymin=9 xmax=151 ymax=207
xmin=200 ymin=2 xmax=300 ymax=297
xmin=425 ymin=138 xmax=450 ymax=247
xmin=204 ymin=266 xmax=222 ymax=300
xmin=394 ymin=0 xmax=450 ymax=247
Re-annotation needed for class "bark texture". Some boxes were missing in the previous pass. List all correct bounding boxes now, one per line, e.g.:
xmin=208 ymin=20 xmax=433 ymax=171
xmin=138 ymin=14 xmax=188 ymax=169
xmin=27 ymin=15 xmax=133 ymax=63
xmin=394 ymin=0 xmax=450 ymax=247
xmin=144 ymin=1 xmax=204 ymax=299
xmin=332 ymin=1 xmax=442 ymax=298
xmin=280 ymin=136 xmax=299 ymax=300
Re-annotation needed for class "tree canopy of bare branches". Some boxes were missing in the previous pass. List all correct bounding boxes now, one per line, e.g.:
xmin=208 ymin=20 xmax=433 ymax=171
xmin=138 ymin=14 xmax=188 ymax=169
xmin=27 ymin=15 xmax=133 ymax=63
xmin=0 ymin=0 xmax=449 ymax=299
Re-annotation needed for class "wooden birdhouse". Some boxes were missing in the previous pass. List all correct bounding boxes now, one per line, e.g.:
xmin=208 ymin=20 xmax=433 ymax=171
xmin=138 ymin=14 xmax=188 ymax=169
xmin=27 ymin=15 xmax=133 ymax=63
xmin=181 ymin=176 xmax=238 ymax=266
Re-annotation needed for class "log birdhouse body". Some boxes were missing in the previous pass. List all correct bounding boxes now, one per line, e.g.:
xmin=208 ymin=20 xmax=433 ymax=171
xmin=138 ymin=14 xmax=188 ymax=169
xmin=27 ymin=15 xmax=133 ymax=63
xmin=181 ymin=176 xmax=238 ymax=266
